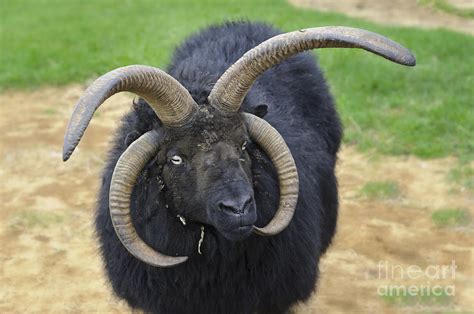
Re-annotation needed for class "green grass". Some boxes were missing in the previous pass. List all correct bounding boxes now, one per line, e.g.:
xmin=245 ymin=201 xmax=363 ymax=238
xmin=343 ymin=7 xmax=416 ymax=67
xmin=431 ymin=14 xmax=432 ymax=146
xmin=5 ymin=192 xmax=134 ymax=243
xmin=359 ymin=181 xmax=401 ymax=200
xmin=431 ymin=208 xmax=471 ymax=227
xmin=1 ymin=0 xmax=473 ymax=160
xmin=448 ymin=161 xmax=474 ymax=192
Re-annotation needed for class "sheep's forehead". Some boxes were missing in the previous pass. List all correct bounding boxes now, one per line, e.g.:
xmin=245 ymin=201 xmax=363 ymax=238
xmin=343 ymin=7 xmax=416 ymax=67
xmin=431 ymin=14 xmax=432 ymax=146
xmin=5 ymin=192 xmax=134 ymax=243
xmin=168 ymin=108 xmax=247 ymax=152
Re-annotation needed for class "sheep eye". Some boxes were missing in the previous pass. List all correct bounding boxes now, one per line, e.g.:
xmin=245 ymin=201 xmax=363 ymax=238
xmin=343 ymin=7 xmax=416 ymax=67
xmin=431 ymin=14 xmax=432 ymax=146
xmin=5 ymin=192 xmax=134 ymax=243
xmin=242 ymin=141 xmax=247 ymax=151
xmin=171 ymin=155 xmax=183 ymax=165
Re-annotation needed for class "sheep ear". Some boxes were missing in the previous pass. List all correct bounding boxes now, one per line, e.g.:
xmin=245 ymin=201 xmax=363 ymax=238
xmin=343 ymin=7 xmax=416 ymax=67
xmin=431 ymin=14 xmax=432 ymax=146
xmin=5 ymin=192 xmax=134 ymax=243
xmin=124 ymin=131 xmax=141 ymax=147
xmin=252 ymin=104 xmax=268 ymax=118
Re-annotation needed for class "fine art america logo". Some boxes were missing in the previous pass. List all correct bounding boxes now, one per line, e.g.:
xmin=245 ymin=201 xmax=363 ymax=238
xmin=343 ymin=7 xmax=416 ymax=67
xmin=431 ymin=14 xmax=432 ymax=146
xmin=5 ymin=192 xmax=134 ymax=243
xmin=376 ymin=260 xmax=456 ymax=308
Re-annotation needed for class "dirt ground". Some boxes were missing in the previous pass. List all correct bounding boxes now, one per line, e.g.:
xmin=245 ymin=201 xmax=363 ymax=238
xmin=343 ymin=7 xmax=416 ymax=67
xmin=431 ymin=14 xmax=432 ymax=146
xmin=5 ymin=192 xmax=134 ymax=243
xmin=289 ymin=0 xmax=474 ymax=35
xmin=0 ymin=85 xmax=472 ymax=313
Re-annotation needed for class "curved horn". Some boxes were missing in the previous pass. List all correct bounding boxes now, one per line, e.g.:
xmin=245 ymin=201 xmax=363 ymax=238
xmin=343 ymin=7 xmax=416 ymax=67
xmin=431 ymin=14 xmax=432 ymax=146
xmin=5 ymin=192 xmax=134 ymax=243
xmin=63 ymin=65 xmax=198 ymax=161
xmin=209 ymin=26 xmax=416 ymax=113
xmin=109 ymin=130 xmax=188 ymax=267
xmin=243 ymin=113 xmax=299 ymax=236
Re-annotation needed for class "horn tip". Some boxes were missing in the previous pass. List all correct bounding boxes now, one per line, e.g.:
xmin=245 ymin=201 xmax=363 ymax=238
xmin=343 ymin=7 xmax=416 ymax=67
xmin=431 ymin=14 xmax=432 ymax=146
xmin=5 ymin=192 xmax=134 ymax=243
xmin=175 ymin=256 xmax=189 ymax=264
xmin=62 ymin=152 xmax=70 ymax=162
xmin=150 ymin=255 xmax=188 ymax=268
xmin=62 ymin=144 xmax=73 ymax=162
xmin=403 ymin=52 xmax=416 ymax=67
xmin=389 ymin=50 xmax=416 ymax=67
xmin=253 ymin=225 xmax=281 ymax=236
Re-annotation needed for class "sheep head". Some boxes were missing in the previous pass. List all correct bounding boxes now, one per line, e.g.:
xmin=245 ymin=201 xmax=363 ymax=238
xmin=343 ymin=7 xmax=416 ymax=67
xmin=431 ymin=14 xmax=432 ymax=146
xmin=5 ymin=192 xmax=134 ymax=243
xmin=62 ymin=26 xmax=415 ymax=267
xmin=152 ymin=107 xmax=257 ymax=242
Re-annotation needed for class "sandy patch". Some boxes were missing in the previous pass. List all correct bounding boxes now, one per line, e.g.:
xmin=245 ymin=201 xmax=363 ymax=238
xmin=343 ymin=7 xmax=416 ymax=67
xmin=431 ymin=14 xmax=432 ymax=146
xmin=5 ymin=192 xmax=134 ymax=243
xmin=289 ymin=0 xmax=474 ymax=35
xmin=0 ymin=86 xmax=472 ymax=313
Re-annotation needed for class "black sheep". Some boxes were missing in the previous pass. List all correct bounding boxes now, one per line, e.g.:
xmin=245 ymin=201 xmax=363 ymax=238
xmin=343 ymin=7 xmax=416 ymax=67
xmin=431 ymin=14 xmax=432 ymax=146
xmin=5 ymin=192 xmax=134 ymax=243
xmin=62 ymin=21 xmax=415 ymax=313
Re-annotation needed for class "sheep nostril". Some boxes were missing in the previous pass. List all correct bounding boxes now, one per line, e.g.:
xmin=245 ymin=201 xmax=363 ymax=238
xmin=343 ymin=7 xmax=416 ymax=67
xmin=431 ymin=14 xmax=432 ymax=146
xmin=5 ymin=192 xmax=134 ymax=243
xmin=218 ymin=203 xmax=238 ymax=214
xmin=218 ymin=197 xmax=252 ymax=215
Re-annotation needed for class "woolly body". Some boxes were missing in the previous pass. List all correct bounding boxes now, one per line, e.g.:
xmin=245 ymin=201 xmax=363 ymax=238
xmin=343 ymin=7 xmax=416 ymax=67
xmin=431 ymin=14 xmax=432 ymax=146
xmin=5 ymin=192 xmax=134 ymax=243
xmin=96 ymin=21 xmax=341 ymax=314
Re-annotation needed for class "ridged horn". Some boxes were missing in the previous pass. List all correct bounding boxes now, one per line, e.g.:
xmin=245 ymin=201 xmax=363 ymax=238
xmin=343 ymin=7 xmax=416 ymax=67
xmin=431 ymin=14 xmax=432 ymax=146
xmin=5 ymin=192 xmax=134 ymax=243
xmin=209 ymin=26 xmax=416 ymax=113
xmin=63 ymin=65 xmax=198 ymax=161
xmin=109 ymin=130 xmax=188 ymax=267
xmin=243 ymin=113 xmax=299 ymax=236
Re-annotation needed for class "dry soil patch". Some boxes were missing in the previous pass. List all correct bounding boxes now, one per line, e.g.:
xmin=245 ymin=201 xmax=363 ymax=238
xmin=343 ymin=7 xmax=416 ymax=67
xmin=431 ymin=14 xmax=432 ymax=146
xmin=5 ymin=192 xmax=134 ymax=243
xmin=1 ymin=86 xmax=472 ymax=313
xmin=289 ymin=0 xmax=474 ymax=35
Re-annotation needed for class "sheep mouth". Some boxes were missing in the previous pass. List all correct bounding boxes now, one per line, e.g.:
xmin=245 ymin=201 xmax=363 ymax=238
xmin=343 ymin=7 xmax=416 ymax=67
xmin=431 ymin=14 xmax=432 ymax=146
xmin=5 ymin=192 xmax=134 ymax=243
xmin=217 ymin=225 xmax=253 ymax=242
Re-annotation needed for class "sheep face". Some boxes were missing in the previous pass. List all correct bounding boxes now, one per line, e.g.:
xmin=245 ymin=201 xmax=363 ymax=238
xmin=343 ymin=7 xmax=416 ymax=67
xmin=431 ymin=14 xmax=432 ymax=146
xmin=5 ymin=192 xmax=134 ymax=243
xmin=158 ymin=107 xmax=257 ymax=241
